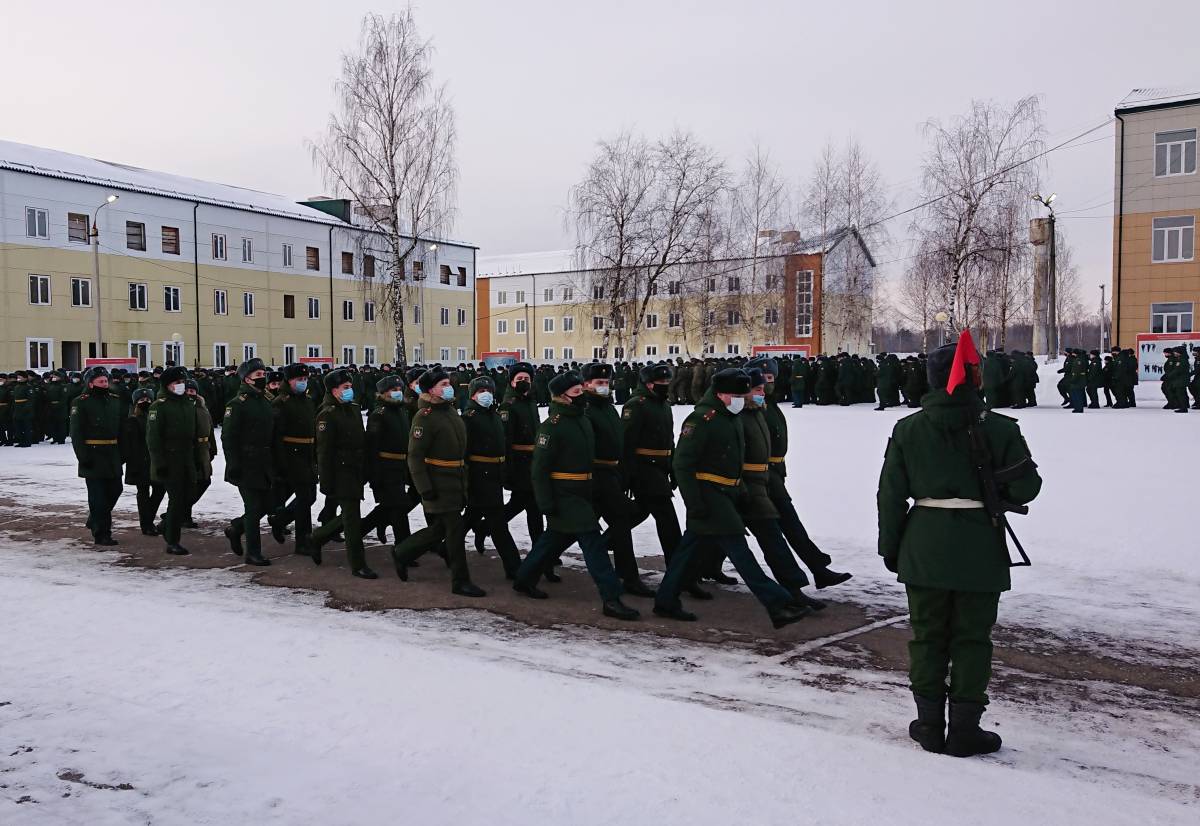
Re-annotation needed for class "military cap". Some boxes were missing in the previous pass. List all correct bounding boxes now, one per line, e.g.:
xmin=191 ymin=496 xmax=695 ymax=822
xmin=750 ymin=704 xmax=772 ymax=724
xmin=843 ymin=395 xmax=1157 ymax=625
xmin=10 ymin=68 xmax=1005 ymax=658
xmin=549 ymin=370 xmax=583 ymax=396
xmin=131 ymin=387 xmax=155 ymax=405
xmin=509 ymin=362 xmax=535 ymax=381
xmin=184 ymin=379 xmax=199 ymax=393
xmin=138 ymin=370 xmax=152 ymax=379
xmin=712 ymin=368 xmax=751 ymax=395
xmin=324 ymin=368 xmax=353 ymax=390
xmin=468 ymin=375 xmax=496 ymax=395
xmin=743 ymin=356 xmax=779 ymax=378
xmin=402 ymin=366 xmax=424 ymax=385
xmin=82 ymin=366 xmax=110 ymax=385
xmin=236 ymin=358 xmax=266 ymax=380
xmin=161 ymin=366 xmax=188 ymax=387
xmin=926 ymin=344 xmax=957 ymax=390
xmin=418 ymin=367 xmax=450 ymax=393
xmin=581 ymin=362 xmax=612 ymax=381
xmin=267 ymin=370 xmax=284 ymax=383
xmin=283 ymin=363 xmax=309 ymax=381
xmin=639 ymin=362 xmax=674 ymax=383
xmin=747 ymin=368 xmax=766 ymax=388
xmin=376 ymin=375 xmax=404 ymax=394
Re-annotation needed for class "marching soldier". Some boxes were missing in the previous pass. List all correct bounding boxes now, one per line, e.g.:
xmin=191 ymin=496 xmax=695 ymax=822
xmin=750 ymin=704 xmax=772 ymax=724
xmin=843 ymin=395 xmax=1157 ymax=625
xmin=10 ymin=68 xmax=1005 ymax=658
xmin=185 ymin=380 xmax=217 ymax=527
xmin=391 ymin=368 xmax=485 ymax=596
xmin=221 ymin=359 xmax=274 ymax=566
xmin=511 ymin=371 xmax=640 ymax=620
xmin=494 ymin=362 xmax=543 ymax=552
xmin=267 ymin=364 xmax=318 ymax=551
xmin=11 ymin=371 xmax=34 ymax=447
xmin=461 ymin=375 xmax=522 ymax=578
xmin=361 ymin=374 xmax=415 ymax=546
xmin=70 ymin=366 xmax=123 ymax=545
xmin=44 ymin=370 xmax=70 ymax=443
xmin=0 ymin=373 xmax=11 ymax=446
xmin=878 ymin=335 xmax=1041 ymax=757
xmin=120 ymin=388 xmax=163 ymax=536
xmin=146 ymin=366 xmax=197 ymax=556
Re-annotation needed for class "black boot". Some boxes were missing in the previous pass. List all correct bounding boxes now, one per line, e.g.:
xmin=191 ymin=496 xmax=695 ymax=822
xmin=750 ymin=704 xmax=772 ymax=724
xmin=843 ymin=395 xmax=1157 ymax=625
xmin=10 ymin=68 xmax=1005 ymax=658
xmin=224 ymin=525 xmax=244 ymax=557
xmin=474 ymin=530 xmax=486 ymax=554
xmin=352 ymin=566 xmax=378 ymax=580
xmin=684 ymin=583 xmax=713 ymax=600
xmin=513 ymin=580 xmax=548 ymax=599
xmin=790 ymin=589 xmax=826 ymax=611
xmin=944 ymin=700 xmax=1002 ymax=757
xmin=391 ymin=547 xmax=407 ymax=581
xmin=95 ymin=533 xmax=119 ymax=547
xmin=709 ymin=572 xmax=738 ymax=585
xmin=909 ymin=693 xmax=946 ymax=753
xmin=376 ymin=525 xmax=387 ymax=544
xmin=603 ymin=599 xmax=640 ymax=621
xmin=141 ymin=523 xmax=160 ymax=537
xmin=543 ymin=568 xmax=562 ymax=583
xmin=769 ymin=603 xmax=811 ymax=629
xmin=812 ymin=568 xmax=852 ymax=589
xmin=244 ymin=551 xmax=271 ymax=567
xmin=164 ymin=543 xmax=189 ymax=556
xmin=622 ymin=578 xmax=657 ymax=598
xmin=452 ymin=581 xmax=486 ymax=598
xmin=652 ymin=604 xmax=697 ymax=622
xmin=268 ymin=514 xmax=287 ymax=545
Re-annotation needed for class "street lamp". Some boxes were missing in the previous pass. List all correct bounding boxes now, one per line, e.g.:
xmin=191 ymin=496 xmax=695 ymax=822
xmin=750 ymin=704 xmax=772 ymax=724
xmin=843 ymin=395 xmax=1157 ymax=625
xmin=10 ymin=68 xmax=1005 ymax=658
xmin=1032 ymin=193 xmax=1058 ymax=359
xmin=91 ymin=194 xmax=119 ymax=359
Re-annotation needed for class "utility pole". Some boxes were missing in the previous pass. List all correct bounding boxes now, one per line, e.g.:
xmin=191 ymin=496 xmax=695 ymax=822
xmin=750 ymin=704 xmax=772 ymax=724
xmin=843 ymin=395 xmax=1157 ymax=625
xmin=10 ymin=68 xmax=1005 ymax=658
xmin=1099 ymin=284 xmax=1109 ymax=351
xmin=1032 ymin=193 xmax=1058 ymax=361
xmin=89 ymin=195 xmax=119 ymax=360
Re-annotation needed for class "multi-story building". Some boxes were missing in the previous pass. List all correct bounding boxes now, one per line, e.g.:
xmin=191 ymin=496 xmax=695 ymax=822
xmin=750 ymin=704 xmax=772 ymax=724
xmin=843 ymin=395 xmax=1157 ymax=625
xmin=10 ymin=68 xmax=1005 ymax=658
xmin=0 ymin=140 xmax=477 ymax=371
xmin=1113 ymin=89 xmax=1200 ymax=355
xmin=474 ymin=228 xmax=875 ymax=362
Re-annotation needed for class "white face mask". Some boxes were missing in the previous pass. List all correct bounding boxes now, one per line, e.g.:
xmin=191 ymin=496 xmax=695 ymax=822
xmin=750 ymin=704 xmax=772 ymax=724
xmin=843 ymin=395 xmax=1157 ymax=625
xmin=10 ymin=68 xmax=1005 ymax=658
xmin=726 ymin=396 xmax=745 ymax=415
xmin=593 ymin=385 xmax=610 ymax=396
xmin=170 ymin=383 xmax=186 ymax=396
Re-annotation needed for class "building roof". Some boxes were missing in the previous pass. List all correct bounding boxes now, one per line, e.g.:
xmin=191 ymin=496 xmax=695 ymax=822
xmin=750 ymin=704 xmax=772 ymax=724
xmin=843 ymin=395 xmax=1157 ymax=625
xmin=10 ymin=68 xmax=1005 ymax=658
xmin=477 ymin=249 xmax=580 ymax=278
xmin=1115 ymin=87 xmax=1200 ymax=114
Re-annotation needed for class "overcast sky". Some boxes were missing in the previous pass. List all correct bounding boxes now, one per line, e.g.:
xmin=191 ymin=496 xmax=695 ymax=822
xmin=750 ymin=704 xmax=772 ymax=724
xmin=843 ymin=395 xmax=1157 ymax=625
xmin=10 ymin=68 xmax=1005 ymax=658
xmin=5 ymin=0 xmax=1199 ymax=298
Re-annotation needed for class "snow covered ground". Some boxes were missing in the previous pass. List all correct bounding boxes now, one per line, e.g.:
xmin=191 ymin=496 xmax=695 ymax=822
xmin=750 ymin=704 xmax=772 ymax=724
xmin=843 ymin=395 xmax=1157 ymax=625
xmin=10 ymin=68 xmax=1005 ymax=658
xmin=1 ymin=364 xmax=1197 ymax=824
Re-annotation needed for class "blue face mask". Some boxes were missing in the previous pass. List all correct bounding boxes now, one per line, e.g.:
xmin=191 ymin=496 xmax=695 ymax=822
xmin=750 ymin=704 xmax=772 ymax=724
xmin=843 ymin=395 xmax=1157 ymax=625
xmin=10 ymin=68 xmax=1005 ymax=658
xmin=750 ymin=393 xmax=765 ymax=406
xmin=389 ymin=390 xmax=404 ymax=401
xmin=476 ymin=391 xmax=493 ymax=408
xmin=439 ymin=386 xmax=455 ymax=401
xmin=294 ymin=381 xmax=308 ymax=393
xmin=339 ymin=387 xmax=354 ymax=403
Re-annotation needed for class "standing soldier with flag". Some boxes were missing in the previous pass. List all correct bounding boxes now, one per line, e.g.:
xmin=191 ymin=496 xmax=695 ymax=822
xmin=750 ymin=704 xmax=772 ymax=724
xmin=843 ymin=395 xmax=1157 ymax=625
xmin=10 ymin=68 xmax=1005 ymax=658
xmin=878 ymin=331 xmax=1042 ymax=757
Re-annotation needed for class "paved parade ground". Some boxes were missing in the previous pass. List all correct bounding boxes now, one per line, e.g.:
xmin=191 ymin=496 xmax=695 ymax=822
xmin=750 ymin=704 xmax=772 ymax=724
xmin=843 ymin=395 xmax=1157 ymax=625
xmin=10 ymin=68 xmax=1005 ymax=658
xmin=1 ymin=378 xmax=1198 ymax=824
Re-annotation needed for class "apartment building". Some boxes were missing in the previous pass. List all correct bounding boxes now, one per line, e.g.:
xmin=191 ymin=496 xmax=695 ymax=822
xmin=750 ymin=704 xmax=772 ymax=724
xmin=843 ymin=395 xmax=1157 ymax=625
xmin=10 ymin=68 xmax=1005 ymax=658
xmin=0 ymin=139 xmax=476 ymax=371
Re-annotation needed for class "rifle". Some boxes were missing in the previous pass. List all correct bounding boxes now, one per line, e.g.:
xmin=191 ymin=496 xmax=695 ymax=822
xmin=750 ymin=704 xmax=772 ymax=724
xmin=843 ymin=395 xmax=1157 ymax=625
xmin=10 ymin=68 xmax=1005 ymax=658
xmin=965 ymin=414 xmax=1036 ymax=567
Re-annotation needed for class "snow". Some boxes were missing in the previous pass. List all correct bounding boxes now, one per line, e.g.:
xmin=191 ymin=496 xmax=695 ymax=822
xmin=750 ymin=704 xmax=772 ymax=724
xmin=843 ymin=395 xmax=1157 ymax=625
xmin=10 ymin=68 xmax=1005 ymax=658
xmin=1 ymin=361 xmax=1198 ymax=823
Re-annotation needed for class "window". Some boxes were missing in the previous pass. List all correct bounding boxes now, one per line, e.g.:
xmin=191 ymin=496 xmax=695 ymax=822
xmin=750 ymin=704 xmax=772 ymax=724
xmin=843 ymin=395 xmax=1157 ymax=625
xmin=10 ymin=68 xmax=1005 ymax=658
xmin=544 ymin=317 xmax=555 ymax=333
xmin=306 ymin=345 xmax=322 ymax=358
xmin=364 ymin=301 xmax=376 ymax=322
xmin=214 ymin=289 xmax=228 ymax=316
xmin=614 ymin=314 xmax=625 ymax=329
xmin=71 ymin=277 xmax=91 ymax=308
xmin=562 ymin=316 xmax=574 ymax=332
xmin=308 ymin=297 xmax=320 ymax=319
xmin=668 ymin=311 xmax=682 ymax=328
xmin=68 ymin=213 xmax=89 ymax=243
xmin=457 ymin=308 xmax=467 ymax=326
xmin=241 ymin=237 xmax=253 ymax=263
xmin=765 ymin=272 xmax=779 ymax=290
xmin=706 ymin=277 xmax=717 ymax=292
xmin=128 ymin=282 xmax=148 ymax=311
xmin=163 ymin=341 xmax=183 ymax=366
xmin=543 ymin=347 xmax=555 ymax=361
xmin=213 ymin=344 xmax=229 ymax=368
xmin=282 ymin=243 xmax=293 ymax=268
xmin=796 ymin=270 xmax=814 ymax=337
xmin=668 ymin=280 xmax=681 ymax=295
xmin=412 ymin=346 xmax=423 ymax=363
xmin=283 ymin=294 xmax=295 ymax=319
xmin=28 ymin=274 xmax=50 ymax=305
xmin=562 ymin=287 xmax=574 ymax=301
xmin=704 ymin=343 xmax=715 ymax=355
xmin=128 ymin=341 xmax=151 ymax=369
xmin=544 ymin=288 xmax=554 ymax=302
xmin=668 ymin=345 xmax=680 ymax=355
xmin=411 ymin=260 xmax=423 ymax=280
xmin=457 ymin=267 xmax=467 ymax=287
xmin=25 ymin=207 xmax=48 ymax=238
xmin=343 ymin=300 xmax=354 ymax=321
xmin=1151 ymin=302 xmax=1194 ymax=334
xmin=593 ymin=347 xmax=604 ymax=360
xmin=563 ymin=347 xmax=574 ymax=360
xmin=593 ymin=315 xmax=605 ymax=331
xmin=364 ymin=255 xmax=375 ymax=278
xmin=306 ymin=246 xmax=320 ymax=271
xmin=342 ymin=346 xmax=355 ymax=365
xmin=439 ymin=265 xmax=451 ymax=285
xmin=592 ymin=284 xmax=604 ymax=300
xmin=515 ymin=318 xmax=527 ymax=334
xmin=727 ymin=276 xmax=741 ymax=292
xmin=126 ymin=221 xmax=146 ymax=251
xmin=1152 ymin=216 xmax=1195 ymax=263
xmin=645 ymin=345 xmax=658 ymax=357
xmin=645 ymin=313 xmax=658 ymax=329
xmin=765 ymin=307 xmax=779 ymax=325
xmin=1154 ymin=129 xmax=1197 ymax=177
xmin=440 ymin=347 xmax=451 ymax=362
xmin=243 ymin=343 xmax=257 ymax=362
xmin=706 ymin=311 xmax=716 ymax=326
xmin=164 ymin=286 xmax=181 ymax=313
xmin=648 ymin=283 xmax=658 ymax=296
xmin=162 ymin=226 xmax=180 ymax=255
xmin=515 ymin=290 xmax=526 ymax=304
xmin=497 ymin=319 xmax=508 ymax=334
xmin=283 ymin=344 xmax=296 ymax=365
xmin=342 ymin=251 xmax=354 ymax=274
xmin=414 ymin=305 xmax=422 ymax=324
xmin=212 ymin=233 xmax=227 ymax=260
xmin=439 ymin=307 xmax=449 ymax=326
xmin=727 ymin=343 xmax=741 ymax=355
xmin=364 ymin=346 xmax=377 ymax=365
xmin=498 ymin=291 xmax=508 ymax=305
xmin=457 ymin=348 xmax=467 ymax=362
xmin=726 ymin=309 xmax=741 ymax=326
xmin=243 ymin=292 xmax=255 ymax=317
xmin=27 ymin=338 xmax=53 ymax=370
xmin=613 ymin=347 xmax=624 ymax=359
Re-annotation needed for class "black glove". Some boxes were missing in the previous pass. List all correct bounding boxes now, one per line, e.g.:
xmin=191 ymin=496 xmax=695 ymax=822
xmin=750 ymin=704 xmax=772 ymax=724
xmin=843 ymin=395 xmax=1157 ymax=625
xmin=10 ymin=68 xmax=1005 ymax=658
xmin=883 ymin=554 xmax=899 ymax=574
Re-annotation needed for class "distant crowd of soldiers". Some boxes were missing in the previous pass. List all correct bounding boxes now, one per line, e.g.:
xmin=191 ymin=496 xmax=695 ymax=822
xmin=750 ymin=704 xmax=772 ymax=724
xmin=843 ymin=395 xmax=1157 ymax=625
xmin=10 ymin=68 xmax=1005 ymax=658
xmin=60 ymin=356 xmax=853 ymax=627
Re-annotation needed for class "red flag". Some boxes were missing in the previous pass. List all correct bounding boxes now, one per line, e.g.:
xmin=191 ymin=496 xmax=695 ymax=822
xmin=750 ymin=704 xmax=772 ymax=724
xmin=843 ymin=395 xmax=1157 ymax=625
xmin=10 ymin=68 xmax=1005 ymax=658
xmin=946 ymin=328 xmax=981 ymax=395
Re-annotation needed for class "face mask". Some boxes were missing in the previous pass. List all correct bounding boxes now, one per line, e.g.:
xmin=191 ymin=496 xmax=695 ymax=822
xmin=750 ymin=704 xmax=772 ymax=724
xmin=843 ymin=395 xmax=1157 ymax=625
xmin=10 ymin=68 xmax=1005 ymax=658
xmin=726 ymin=396 xmax=745 ymax=415
xmin=651 ymin=384 xmax=670 ymax=401
xmin=339 ymin=388 xmax=354 ymax=403
xmin=515 ymin=379 xmax=531 ymax=395
xmin=252 ymin=377 xmax=267 ymax=391
xmin=593 ymin=385 xmax=610 ymax=396
xmin=170 ymin=383 xmax=186 ymax=396
xmin=294 ymin=381 xmax=308 ymax=393
xmin=476 ymin=391 xmax=494 ymax=408
xmin=91 ymin=385 xmax=108 ymax=395
xmin=764 ymin=382 xmax=775 ymax=396
xmin=388 ymin=390 xmax=403 ymax=401
xmin=440 ymin=385 xmax=455 ymax=401
xmin=750 ymin=393 xmax=765 ymax=406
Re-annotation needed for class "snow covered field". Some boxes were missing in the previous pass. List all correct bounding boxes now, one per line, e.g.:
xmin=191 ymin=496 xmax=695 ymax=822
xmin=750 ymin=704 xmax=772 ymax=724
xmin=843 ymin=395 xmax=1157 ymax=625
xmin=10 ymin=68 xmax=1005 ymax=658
xmin=1 ymin=366 xmax=1197 ymax=824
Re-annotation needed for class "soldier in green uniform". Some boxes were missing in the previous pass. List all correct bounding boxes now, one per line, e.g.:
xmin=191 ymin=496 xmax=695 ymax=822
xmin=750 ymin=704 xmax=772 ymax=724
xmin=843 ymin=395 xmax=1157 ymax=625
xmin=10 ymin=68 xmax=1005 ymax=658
xmin=391 ymin=368 xmax=485 ymax=596
xmin=492 ymin=363 xmax=543 ymax=553
xmin=267 ymin=364 xmax=318 ymax=551
xmin=1085 ymin=350 xmax=1104 ymax=409
xmin=120 ymin=388 xmax=162 ymax=535
xmin=878 ymin=337 xmax=1042 ymax=757
xmin=1190 ymin=347 xmax=1200 ymax=410
xmin=185 ymin=380 xmax=216 ymax=527
xmin=43 ymin=370 xmax=70 ymax=444
xmin=70 ymin=366 xmax=124 ymax=545
xmin=220 ymin=359 xmax=274 ymax=566
xmin=511 ymin=371 xmax=640 ymax=620
xmin=146 ymin=366 xmax=197 ymax=555
xmin=653 ymin=368 xmax=808 ymax=628
xmin=11 ymin=371 xmax=35 ymax=447
xmin=1066 ymin=350 xmax=1088 ymax=413
xmin=0 ymin=373 xmax=12 ymax=446
xmin=790 ymin=356 xmax=809 ymax=409
xmin=301 ymin=368 xmax=377 ymax=578
xmin=361 ymin=375 xmax=416 ymax=547
xmin=461 ymin=375 xmax=522 ymax=578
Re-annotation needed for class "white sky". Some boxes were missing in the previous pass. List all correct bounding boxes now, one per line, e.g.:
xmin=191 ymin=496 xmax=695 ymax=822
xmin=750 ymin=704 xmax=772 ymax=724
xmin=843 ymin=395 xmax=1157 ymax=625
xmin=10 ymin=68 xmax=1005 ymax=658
xmin=4 ymin=0 xmax=1199 ymax=302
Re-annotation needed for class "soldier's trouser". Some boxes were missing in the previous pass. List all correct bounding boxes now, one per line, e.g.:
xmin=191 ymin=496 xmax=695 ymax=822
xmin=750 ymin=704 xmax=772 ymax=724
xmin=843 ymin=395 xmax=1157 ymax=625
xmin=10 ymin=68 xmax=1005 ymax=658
xmin=1086 ymin=386 xmax=1100 ymax=407
xmin=274 ymin=483 xmax=317 ymax=540
xmin=1103 ymin=386 xmax=1114 ymax=406
xmin=515 ymin=528 xmax=622 ymax=601
xmin=162 ymin=477 xmax=195 ymax=545
xmin=502 ymin=489 xmax=543 ymax=545
xmin=768 ymin=486 xmax=833 ymax=571
xmin=747 ymin=519 xmax=810 ymax=591
xmin=395 ymin=510 xmax=469 ymax=585
xmin=464 ymin=504 xmax=521 ymax=577
xmin=13 ymin=417 xmax=32 ymax=447
xmin=1069 ymin=386 xmax=1086 ymax=412
xmin=311 ymin=497 xmax=366 ymax=570
xmin=232 ymin=485 xmax=271 ymax=556
xmin=629 ymin=495 xmax=681 ymax=564
xmin=135 ymin=483 xmax=165 ymax=531
xmin=655 ymin=531 xmax=791 ymax=614
xmin=362 ymin=484 xmax=414 ymax=545
xmin=187 ymin=478 xmax=210 ymax=521
xmin=906 ymin=585 xmax=1000 ymax=704
xmin=791 ymin=381 xmax=805 ymax=408
xmin=49 ymin=412 xmax=68 ymax=443
xmin=85 ymin=478 xmax=123 ymax=539
xmin=593 ymin=478 xmax=641 ymax=583
xmin=317 ymin=498 xmax=339 ymax=525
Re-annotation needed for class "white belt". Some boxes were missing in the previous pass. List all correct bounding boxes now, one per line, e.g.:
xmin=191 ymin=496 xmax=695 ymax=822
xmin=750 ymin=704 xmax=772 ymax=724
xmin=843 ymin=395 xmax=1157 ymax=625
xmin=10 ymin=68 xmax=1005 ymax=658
xmin=915 ymin=498 xmax=985 ymax=509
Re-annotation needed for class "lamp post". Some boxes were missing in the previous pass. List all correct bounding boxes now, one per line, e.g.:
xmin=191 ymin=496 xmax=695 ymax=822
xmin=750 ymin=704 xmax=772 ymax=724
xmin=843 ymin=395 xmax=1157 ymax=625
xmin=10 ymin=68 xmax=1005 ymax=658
xmin=1033 ymin=193 xmax=1057 ymax=360
xmin=1099 ymin=284 xmax=1109 ymax=351
xmin=90 ymin=195 xmax=119 ymax=358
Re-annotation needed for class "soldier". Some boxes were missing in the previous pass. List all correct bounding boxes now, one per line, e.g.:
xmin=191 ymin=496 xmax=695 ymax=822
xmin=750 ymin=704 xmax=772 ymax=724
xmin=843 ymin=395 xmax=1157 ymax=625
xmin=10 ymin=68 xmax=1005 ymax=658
xmin=0 ymin=373 xmax=11 ymax=446
xmin=266 ymin=364 xmax=318 ymax=550
xmin=361 ymin=374 xmax=415 ymax=547
xmin=302 ymin=368 xmax=376 ymax=577
xmin=511 ymin=371 xmax=640 ymax=620
xmin=790 ymin=356 xmax=809 ymax=408
xmin=43 ymin=370 xmax=69 ymax=444
xmin=878 ymin=334 xmax=1042 ymax=757
xmin=653 ymin=368 xmax=808 ymax=628
xmin=492 ymin=362 xmax=543 ymax=553
xmin=11 ymin=371 xmax=35 ymax=447
xmin=391 ymin=368 xmax=485 ymax=596
xmin=1085 ymin=350 xmax=1104 ymax=409
xmin=461 ymin=375 xmax=522 ymax=579
xmin=264 ymin=369 xmax=284 ymax=402
xmin=185 ymin=380 xmax=216 ymax=527
xmin=221 ymin=358 xmax=274 ymax=566
xmin=121 ymin=388 xmax=163 ymax=536
xmin=70 ymin=366 xmax=123 ymax=545
xmin=1191 ymin=347 xmax=1200 ymax=410
xmin=146 ymin=366 xmax=197 ymax=556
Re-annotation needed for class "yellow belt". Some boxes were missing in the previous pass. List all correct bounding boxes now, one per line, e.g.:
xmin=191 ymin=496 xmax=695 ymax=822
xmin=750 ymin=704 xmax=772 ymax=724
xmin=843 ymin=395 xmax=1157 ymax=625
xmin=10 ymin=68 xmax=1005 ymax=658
xmin=85 ymin=439 xmax=117 ymax=445
xmin=695 ymin=471 xmax=739 ymax=487
xmin=593 ymin=459 xmax=619 ymax=467
xmin=50 ymin=400 xmax=62 ymax=404
xmin=283 ymin=436 xmax=314 ymax=445
xmin=425 ymin=457 xmax=464 ymax=468
xmin=511 ymin=444 xmax=535 ymax=452
xmin=742 ymin=463 xmax=768 ymax=472
xmin=378 ymin=451 xmax=408 ymax=460
xmin=197 ymin=437 xmax=209 ymax=443
xmin=769 ymin=456 xmax=785 ymax=464
xmin=550 ymin=472 xmax=591 ymax=481
xmin=14 ymin=399 xmax=29 ymax=403
xmin=635 ymin=448 xmax=672 ymax=457
xmin=469 ymin=454 xmax=505 ymax=464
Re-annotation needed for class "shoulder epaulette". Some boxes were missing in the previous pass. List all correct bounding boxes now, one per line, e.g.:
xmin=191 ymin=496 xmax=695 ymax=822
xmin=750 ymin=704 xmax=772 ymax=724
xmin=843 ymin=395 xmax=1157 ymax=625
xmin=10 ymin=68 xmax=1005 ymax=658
xmin=550 ymin=414 xmax=560 ymax=424
xmin=703 ymin=409 xmax=717 ymax=421
xmin=419 ymin=407 xmax=432 ymax=416
xmin=465 ymin=409 xmax=475 ymax=417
